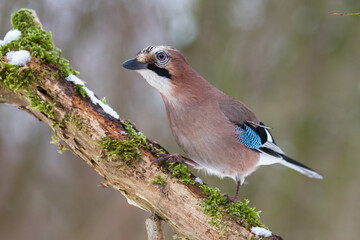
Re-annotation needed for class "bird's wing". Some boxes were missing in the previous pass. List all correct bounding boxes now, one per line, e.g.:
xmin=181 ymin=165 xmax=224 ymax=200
xmin=218 ymin=96 xmax=323 ymax=179
xmin=218 ymin=95 xmax=258 ymax=126
xmin=218 ymin=95 xmax=285 ymax=153
xmin=234 ymin=120 xmax=284 ymax=154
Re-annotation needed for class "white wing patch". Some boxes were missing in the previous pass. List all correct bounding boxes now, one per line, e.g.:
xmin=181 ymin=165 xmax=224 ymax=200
xmin=265 ymin=128 xmax=273 ymax=142
xmin=260 ymin=128 xmax=285 ymax=154
xmin=257 ymin=127 xmax=286 ymax=166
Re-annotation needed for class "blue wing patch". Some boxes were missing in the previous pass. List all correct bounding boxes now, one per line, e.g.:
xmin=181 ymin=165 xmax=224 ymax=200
xmin=234 ymin=124 xmax=262 ymax=149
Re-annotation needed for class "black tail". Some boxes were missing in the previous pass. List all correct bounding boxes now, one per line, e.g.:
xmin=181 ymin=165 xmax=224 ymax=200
xmin=280 ymin=154 xmax=323 ymax=179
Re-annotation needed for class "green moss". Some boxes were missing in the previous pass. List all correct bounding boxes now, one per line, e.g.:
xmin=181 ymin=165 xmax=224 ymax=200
xmin=1 ymin=9 xmax=77 ymax=79
xmin=0 ymin=63 xmax=37 ymax=91
xmin=120 ymin=120 xmax=147 ymax=145
xmin=167 ymin=163 xmax=195 ymax=185
xmin=50 ymin=130 xmax=67 ymax=154
xmin=120 ymin=121 xmax=194 ymax=185
xmin=49 ymin=122 xmax=67 ymax=153
xmin=226 ymin=199 xmax=262 ymax=228
xmin=11 ymin=8 xmax=37 ymax=31
xmin=151 ymin=174 xmax=166 ymax=185
xmin=100 ymin=97 xmax=107 ymax=104
xmin=74 ymin=85 xmax=88 ymax=98
xmin=117 ymin=121 xmax=197 ymax=186
xmin=69 ymin=113 xmax=87 ymax=133
xmin=119 ymin=121 xmax=195 ymax=186
xmin=120 ymin=120 xmax=165 ymax=155
xmin=62 ymin=113 xmax=70 ymax=123
xmin=155 ymin=162 xmax=262 ymax=235
xmin=0 ymin=9 xmax=81 ymax=123
xmin=199 ymin=184 xmax=264 ymax=232
xmin=97 ymin=136 xmax=142 ymax=163
xmin=26 ymin=90 xmax=56 ymax=119
xmin=62 ymin=112 xmax=87 ymax=134
xmin=0 ymin=9 xmax=82 ymax=156
xmin=97 ymin=120 xmax=166 ymax=164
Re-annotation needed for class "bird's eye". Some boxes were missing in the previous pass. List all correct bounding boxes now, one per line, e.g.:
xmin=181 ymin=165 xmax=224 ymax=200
xmin=156 ymin=51 xmax=168 ymax=63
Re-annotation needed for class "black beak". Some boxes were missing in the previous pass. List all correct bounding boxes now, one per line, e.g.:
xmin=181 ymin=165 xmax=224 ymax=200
xmin=122 ymin=58 xmax=148 ymax=70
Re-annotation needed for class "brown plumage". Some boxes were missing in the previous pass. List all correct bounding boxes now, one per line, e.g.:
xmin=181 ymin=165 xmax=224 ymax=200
xmin=122 ymin=45 xmax=322 ymax=201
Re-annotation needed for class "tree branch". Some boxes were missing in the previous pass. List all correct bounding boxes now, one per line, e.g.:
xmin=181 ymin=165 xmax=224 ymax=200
xmin=0 ymin=9 xmax=282 ymax=240
xmin=328 ymin=11 xmax=360 ymax=16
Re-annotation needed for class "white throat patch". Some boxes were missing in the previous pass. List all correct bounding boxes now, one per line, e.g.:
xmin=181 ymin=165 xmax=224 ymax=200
xmin=137 ymin=69 xmax=173 ymax=97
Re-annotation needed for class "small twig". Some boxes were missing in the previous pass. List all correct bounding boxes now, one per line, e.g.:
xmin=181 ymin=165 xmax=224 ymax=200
xmin=151 ymin=172 xmax=171 ymax=240
xmin=328 ymin=12 xmax=360 ymax=16
xmin=146 ymin=216 xmax=164 ymax=240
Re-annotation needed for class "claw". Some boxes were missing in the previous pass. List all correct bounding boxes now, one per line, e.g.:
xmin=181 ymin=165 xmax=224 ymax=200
xmin=151 ymin=153 xmax=184 ymax=166
xmin=226 ymin=194 xmax=239 ymax=203
xmin=150 ymin=153 xmax=200 ymax=168
xmin=150 ymin=153 xmax=169 ymax=166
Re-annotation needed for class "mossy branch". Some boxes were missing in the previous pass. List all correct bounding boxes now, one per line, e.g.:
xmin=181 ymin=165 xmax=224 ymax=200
xmin=0 ymin=9 xmax=283 ymax=240
xmin=328 ymin=11 xmax=360 ymax=16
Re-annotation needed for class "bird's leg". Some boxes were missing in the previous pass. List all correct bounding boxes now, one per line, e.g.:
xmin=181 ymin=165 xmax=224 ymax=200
xmin=228 ymin=180 xmax=241 ymax=202
xmin=151 ymin=153 xmax=200 ymax=168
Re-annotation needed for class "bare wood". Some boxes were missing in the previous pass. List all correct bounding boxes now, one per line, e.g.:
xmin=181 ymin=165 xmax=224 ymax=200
xmin=145 ymin=216 xmax=165 ymax=240
xmin=0 ymin=9 xmax=283 ymax=240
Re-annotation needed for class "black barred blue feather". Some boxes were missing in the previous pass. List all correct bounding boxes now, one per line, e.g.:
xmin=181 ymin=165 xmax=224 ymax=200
xmin=234 ymin=122 xmax=322 ymax=179
xmin=235 ymin=124 xmax=262 ymax=149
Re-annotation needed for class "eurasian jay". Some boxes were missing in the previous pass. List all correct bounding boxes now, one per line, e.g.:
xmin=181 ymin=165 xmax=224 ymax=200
xmin=122 ymin=46 xmax=322 ymax=202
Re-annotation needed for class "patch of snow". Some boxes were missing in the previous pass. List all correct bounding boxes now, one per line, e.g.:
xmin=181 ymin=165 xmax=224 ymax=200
xmin=194 ymin=177 xmax=203 ymax=184
xmin=6 ymin=50 xmax=31 ymax=66
xmin=97 ymin=97 xmax=119 ymax=119
xmin=120 ymin=131 xmax=127 ymax=135
xmin=66 ymin=74 xmax=119 ymax=119
xmin=0 ymin=29 xmax=21 ymax=46
xmin=251 ymin=226 xmax=272 ymax=238
xmin=65 ymin=74 xmax=85 ymax=86
xmin=3 ymin=29 xmax=21 ymax=44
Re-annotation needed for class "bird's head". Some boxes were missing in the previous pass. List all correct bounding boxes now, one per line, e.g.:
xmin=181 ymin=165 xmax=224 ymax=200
xmin=122 ymin=46 xmax=189 ymax=98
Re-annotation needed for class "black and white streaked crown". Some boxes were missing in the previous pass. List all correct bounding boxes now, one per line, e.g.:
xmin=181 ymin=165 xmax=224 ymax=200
xmin=139 ymin=46 xmax=155 ymax=54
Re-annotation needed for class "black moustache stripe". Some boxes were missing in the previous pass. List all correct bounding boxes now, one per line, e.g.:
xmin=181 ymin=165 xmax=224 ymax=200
xmin=147 ymin=63 xmax=172 ymax=79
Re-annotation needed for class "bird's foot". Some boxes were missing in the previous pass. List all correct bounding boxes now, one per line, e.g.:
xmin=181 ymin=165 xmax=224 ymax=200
xmin=151 ymin=153 xmax=199 ymax=168
xmin=225 ymin=180 xmax=241 ymax=203
xmin=226 ymin=194 xmax=239 ymax=203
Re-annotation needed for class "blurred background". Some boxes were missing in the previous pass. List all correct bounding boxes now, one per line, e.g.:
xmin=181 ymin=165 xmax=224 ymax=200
xmin=1 ymin=0 xmax=359 ymax=239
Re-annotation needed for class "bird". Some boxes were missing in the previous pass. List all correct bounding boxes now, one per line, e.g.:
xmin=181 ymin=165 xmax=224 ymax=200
xmin=122 ymin=46 xmax=323 ymax=202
